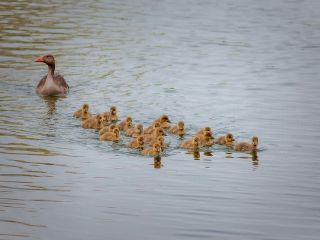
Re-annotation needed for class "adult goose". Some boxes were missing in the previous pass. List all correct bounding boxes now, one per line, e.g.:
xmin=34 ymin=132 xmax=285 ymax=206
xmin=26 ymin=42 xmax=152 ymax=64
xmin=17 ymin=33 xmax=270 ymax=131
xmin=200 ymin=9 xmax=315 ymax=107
xmin=34 ymin=54 xmax=69 ymax=95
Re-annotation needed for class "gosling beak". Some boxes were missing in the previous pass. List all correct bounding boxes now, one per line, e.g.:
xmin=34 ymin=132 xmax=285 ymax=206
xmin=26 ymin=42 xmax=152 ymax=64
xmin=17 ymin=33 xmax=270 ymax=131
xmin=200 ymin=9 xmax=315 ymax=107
xmin=34 ymin=56 xmax=44 ymax=62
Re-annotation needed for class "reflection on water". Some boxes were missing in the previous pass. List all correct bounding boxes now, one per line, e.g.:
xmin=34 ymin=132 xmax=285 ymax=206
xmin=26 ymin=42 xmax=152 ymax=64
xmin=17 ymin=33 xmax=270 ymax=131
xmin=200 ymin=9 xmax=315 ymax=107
xmin=41 ymin=95 xmax=59 ymax=117
xmin=153 ymin=156 xmax=162 ymax=169
xmin=1 ymin=0 xmax=320 ymax=239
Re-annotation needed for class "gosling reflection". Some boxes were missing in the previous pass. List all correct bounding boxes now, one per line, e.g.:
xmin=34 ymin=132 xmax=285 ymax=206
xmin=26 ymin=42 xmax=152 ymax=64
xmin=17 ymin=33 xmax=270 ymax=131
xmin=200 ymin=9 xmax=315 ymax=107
xmin=251 ymin=151 xmax=259 ymax=166
xmin=203 ymin=150 xmax=213 ymax=157
xmin=153 ymin=156 xmax=162 ymax=169
xmin=42 ymin=95 xmax=59 ymax=117
xmin=193 ymin=150 xmax=200 ymax=160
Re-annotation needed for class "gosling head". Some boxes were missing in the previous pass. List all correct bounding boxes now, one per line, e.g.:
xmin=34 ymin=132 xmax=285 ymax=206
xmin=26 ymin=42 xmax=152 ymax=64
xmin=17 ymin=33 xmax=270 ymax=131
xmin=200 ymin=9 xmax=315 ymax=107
xmin=155 ymin=128 xmax=165 ymax=136
xmin=110 ymin=106 xmax=117 ymax=115
xmin=204 ymin=127 xmax=211 ymax=132
xmin=178 ymin=121 xmax=185 ymax=130
xmin=126 ymin=116 xmax=133 ymax=124
xmin=204 ymin=131 xmax=212 ymax=139
xmin=160 ymin=114 xmax=170 ymax=123
xmin=102 ymin=112 xmax=110 ymax=122
xmin=252 ymin=136 xmax=259 ymax=149
xmin=113 ymin=128 xmax=120 ymax=137
xmin=136 ymin=124 xmax=143 ymax=134
xmin=96 ymin=114 xmax=102 ymax=124
xmin=137 ymin=136 xmax=144 ymax=146
xmin=109 ymin=124 xmax=116 ymax=131
xmin=154 ymin=121 xmax=161 ymax=128
xmin=225 ymin=133 xmax=235 ymax=143
xmin=82 ymin=104 xmax=89 ymax=114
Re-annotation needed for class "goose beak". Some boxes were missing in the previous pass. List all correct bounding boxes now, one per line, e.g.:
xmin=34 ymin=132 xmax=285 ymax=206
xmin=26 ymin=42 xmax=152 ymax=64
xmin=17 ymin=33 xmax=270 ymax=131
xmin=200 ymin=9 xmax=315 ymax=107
xmin=34 ymin=56 xmax=44 ymax=62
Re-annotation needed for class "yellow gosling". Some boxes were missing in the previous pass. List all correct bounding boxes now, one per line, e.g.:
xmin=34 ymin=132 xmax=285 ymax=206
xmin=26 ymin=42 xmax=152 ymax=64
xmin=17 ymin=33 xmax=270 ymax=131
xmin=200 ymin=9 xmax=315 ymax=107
xmin=81 ymin=114 xmax=102 ymax=129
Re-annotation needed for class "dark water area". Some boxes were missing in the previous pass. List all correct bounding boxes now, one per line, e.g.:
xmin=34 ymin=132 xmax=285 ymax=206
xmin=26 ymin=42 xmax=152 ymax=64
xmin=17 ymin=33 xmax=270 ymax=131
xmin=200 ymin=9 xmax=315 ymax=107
xmin=1 ymin=0 xmax=320 ymax=239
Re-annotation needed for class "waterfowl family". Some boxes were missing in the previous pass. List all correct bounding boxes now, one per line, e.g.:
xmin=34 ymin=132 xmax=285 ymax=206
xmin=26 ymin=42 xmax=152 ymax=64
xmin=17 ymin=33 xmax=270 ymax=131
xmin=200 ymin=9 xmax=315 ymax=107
xmin=215 ymin=133 xmax=235 ymax=146
xmin=234 ymin=136 xmax=258 ymax=152
xmin=74 ymin=104 xmax=260 ymax=159
xmin=142 ymin=142 xmax=162 ymax=156
xmin=34 ymin=54 xmax=69 ymax=95
xmin=169 ymin=121 xmax=185 ymax=136
xmin=180 ymin=136 xmax=200 ymax=150
xmin=127 ymin=136 xmax=144 ymax=149
xmin=99 ymin=128 xmax=120 ymax=142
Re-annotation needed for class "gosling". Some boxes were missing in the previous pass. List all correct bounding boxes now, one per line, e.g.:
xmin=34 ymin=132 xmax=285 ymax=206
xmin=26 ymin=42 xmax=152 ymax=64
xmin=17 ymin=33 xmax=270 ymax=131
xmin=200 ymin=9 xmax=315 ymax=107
xmin=142 ymin=142 xmax=162 ymax=156
xmin=127 ymin=136 xmax=144 ymax=149
xmin=99 ymin=128 xmax=120 ymax=142
xmin=215 ymin=133 xmax=235 ymax=146
xmin=169 ymin=121 xmax=185 ymax=136
xmin=126 ymin=124 xmax=144 ymax=137
xmin=73 ymin=104 xmax=92 ymax=120
xmin=234 ymin=136 xmax=259 ymax=152
xmin=118 ymin=116 xmax=133 ymax=131
xmin=180 ymin=136 xmax=200 ymax=150
xmin=81 ymin=114 xmax=102 ymax=129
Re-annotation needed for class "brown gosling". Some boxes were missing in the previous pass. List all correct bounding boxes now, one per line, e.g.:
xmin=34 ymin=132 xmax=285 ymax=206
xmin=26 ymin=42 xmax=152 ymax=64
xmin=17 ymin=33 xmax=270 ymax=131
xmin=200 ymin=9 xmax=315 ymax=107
xmin=144 ymin=121 xmax=161 ymax=134
xmin=234 ymin=136 xmax=259 ymax=152
xmin=142 ymin=142 xmax=162 ymax=156
xmin=199 ymin=131 xmax=214 ymax=147
xmin=118 ymin=116 xmax=133 ymax=131
xmin=127 ymin=135 xmax=144 ymax=149
xmin=99 ymin=128 xmax=120 ymax=142
xmin=81 ymin=114 xmax=102 ymax=129
xmin=144 ymin=128 xmax=165 ymax=144
xmin=215 ymin=133 xmax=235 ymax=146
xmin=180 ymin=136 xmax=200 ymax=150
xmin=154 ymin=114 xmax=171 ymax=129
xmin=149 ymin=135 xmax=166 ymax=149
xmin=73 ymin=104 xmax=92 ymax=120
xmin=196 ymin=127 xmax=212 ymax=135
xmin=104 ymin=106 xmax=118 ymax=122
xmin=169 ymin=121 xmax=185 ymax=136
xmin=99 ymin=124 xmax=116 ymax=136
xmin=126 ymin=124 xmax=143 ymax=137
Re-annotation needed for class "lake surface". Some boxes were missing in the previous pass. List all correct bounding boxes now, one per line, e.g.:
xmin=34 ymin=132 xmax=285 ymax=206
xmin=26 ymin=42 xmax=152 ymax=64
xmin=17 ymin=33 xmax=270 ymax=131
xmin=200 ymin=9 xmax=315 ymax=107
xmin=1 ymin=0 xmax=320 ymax=239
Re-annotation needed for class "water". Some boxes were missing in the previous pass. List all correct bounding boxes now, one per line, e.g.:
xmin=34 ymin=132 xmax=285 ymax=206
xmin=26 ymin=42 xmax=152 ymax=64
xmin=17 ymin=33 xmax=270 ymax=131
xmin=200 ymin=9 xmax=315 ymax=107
xmin=1 ymin=0 xmax=320 ymax=239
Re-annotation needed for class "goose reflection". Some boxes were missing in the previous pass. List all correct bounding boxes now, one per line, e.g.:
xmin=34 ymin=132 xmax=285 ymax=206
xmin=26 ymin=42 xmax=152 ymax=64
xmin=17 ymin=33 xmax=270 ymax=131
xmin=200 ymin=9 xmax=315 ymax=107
xmin=153 ymin=156 xmax=162 ymax=169
xmin=41 ymin=95 xmax=59 ymax=117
